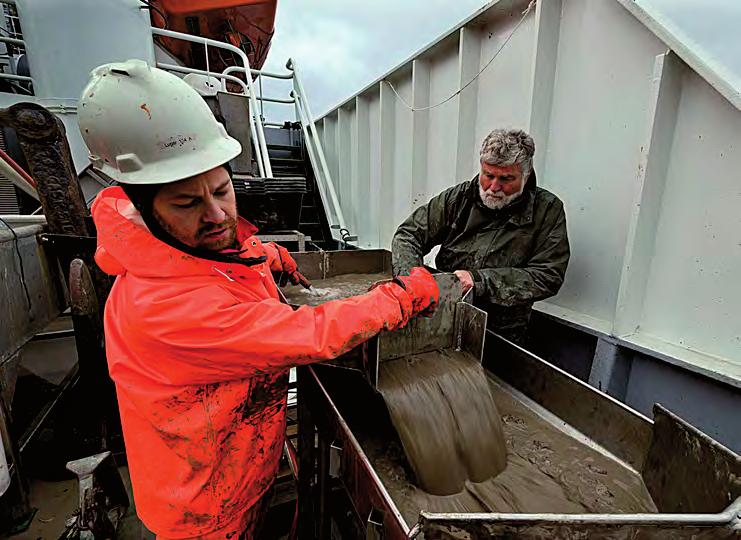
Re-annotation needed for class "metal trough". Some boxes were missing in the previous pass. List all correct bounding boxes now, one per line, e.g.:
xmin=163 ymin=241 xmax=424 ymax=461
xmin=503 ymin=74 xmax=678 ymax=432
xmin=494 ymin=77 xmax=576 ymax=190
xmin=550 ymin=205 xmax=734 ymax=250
xmin=293 ymin=252 xmax=741 ymax=539
xmin=289 ymin=249 xmax=392 ymax=283
xmin=362 ymin=273 xmax=486 ymax=389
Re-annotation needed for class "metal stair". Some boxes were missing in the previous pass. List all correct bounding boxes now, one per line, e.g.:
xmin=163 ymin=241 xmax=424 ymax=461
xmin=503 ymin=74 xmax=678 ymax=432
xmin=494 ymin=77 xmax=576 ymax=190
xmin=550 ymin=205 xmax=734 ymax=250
xmin=265 ymin=126 xmax=333 ymax=249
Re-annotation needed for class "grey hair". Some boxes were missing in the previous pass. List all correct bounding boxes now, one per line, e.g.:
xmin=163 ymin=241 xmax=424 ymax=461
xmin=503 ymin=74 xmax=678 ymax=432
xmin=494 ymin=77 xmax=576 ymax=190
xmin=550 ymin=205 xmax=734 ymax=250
xmin=479 ymin=129 xmax=535 ymax=177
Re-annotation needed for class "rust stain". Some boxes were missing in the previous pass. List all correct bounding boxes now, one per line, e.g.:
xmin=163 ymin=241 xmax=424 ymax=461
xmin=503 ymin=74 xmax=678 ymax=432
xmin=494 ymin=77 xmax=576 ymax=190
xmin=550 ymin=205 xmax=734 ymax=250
xmin=140 ymin=102 xmax=152 ymax=120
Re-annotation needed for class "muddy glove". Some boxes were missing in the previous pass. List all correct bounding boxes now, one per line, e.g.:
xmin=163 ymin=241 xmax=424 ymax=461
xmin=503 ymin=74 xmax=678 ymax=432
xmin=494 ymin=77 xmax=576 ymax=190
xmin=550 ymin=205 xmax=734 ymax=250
xmin=394 ymin=267 xmax=439 ymax=317
xmin=288 ymin=270 xmax=313 ymax=289
xmin=267 ymin=243 xmax=312 ymax=289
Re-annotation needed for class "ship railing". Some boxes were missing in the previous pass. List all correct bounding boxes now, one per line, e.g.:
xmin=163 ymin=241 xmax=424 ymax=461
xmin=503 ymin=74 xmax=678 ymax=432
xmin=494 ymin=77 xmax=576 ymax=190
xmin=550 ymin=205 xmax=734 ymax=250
xmin=151 ymin=27 xmax=273 ymax=178
xmin=153 ymin=30 xmax=352 ymax=242
xmin=220 ymin=61 xmax=351 ymax=242
xmin=0 ymin=0 xmax=33 ymax=91
xmin=289 ymin=59 xmax=351 ymax=242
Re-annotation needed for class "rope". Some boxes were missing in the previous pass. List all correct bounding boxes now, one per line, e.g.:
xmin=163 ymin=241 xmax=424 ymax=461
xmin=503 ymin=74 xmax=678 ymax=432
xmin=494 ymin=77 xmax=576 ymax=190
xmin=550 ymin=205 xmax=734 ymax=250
xmin=383 ymin=0 xmax=537 ymax=112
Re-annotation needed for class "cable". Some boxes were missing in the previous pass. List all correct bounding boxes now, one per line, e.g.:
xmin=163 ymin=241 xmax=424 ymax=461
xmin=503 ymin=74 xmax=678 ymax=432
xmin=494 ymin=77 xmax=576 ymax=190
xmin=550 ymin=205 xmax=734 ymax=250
xmin=0 ymin=216 xmax=32 ymax=310
xmin=139 ymin=0 xmax=168 ymax=30
xmin=383 ymin=0 xmax=536 ymax=113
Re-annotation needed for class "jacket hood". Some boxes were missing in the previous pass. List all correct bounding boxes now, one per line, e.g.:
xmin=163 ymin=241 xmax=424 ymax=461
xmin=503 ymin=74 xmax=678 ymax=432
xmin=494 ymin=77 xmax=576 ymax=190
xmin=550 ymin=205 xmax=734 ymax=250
xmin=92 ymin=186 xmax=260 ymax=278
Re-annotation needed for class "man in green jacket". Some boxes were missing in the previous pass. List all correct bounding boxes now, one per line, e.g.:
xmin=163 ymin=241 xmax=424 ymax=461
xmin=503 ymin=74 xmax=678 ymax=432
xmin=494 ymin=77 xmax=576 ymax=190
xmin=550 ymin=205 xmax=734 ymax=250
xmin=392 ymin=129 xmax=570 ymax=342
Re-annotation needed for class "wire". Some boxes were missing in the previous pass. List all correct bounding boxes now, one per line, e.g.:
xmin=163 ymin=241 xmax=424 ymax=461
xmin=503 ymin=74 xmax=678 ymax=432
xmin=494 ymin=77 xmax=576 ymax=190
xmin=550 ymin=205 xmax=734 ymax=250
xmin=139 ymin=0 xmax=168 ymax=30
xmin=0 ymin=216 xmax=32 ymax=310
xmin=384 ymin=0 xmax=536 ymax=113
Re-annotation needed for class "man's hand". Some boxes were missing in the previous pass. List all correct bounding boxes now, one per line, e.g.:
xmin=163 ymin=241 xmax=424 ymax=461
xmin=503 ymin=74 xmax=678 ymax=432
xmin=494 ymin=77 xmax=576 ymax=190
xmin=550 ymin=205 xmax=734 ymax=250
xmin=454 ymin=270 xmax=474 ymax=294
xmin=265 ymin=242 xmax=313 ymax=289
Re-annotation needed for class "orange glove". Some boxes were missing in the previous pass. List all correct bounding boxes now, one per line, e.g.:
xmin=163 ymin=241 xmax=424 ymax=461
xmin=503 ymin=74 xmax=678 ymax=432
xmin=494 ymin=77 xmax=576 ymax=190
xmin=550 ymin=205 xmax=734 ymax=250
xmin=395 ymin=267 xmax=439 ymax=317
xmin=288 ymin=270 xmax=313 ymax=289
xmin=267 ymin=243 xmax=298 ymax=275
xmin=265 ymin=242 xmax=314 ymax=288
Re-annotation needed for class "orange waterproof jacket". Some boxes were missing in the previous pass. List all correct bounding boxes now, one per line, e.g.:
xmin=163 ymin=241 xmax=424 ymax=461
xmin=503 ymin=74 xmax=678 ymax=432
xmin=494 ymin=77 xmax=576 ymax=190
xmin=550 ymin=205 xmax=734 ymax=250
xmin=92 ymin=187 xmax=411 ymax=538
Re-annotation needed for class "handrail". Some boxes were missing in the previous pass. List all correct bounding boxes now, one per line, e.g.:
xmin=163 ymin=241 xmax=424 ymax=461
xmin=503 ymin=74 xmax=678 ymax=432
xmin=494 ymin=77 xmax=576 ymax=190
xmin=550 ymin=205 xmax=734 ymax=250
xmin=0 ymin=35 xmax=34 ymax=90
xmin=220 ymin=66 xmax=295 ymax=107
xmin=0 ymin=73 xmax=32 ymax=83
xmin=151 ymin=27 xmax=273 ymax=177
xmin=289 ymin=59 xmax=350 ymax=242
xmin=259 ymin=95 xmax=295 ymax=104
xmin=223 ymin=65 xmax=294 ymax=81
xmin=293 ymin=92 xmax=350 ymax=242
xmin=292 ymin=93 xmax=331 ymax=223
xmin=156 ymin=62 xmax=266 ymax=177
xmin=0 ymin=36 xmax=24 ymax=46
xmin=151 ymin=28 xmax=351 ymax=240
xmin=222 ymin=61 xmax=352 ymax=241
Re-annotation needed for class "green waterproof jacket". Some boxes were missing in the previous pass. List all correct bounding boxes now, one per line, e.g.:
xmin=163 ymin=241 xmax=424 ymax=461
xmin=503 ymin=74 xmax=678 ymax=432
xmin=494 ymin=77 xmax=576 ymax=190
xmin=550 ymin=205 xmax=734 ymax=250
xmin=392 ymin=172 xmax=570 ymax=338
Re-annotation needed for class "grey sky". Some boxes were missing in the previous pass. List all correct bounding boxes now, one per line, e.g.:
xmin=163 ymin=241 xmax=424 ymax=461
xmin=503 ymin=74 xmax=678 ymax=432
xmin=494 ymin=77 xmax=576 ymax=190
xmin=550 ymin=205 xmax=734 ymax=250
xmin=261 ymin=0 xmax=487 ymax=121
xmin=636 ymin=0 xmax=741 ymax=90
xmin=260 ymin=0 xmax=740 ymax=123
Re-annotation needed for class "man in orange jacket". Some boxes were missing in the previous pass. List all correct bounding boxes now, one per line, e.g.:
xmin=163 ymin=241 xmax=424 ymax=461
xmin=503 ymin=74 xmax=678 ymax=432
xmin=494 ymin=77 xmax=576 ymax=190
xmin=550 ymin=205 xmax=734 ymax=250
xmin=79 ymin=60 xmax=438 ymax=539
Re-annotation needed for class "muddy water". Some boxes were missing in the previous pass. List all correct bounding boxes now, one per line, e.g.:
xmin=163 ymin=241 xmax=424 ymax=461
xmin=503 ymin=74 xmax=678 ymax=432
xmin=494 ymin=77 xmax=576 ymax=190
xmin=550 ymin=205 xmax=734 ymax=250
xmin=281 ymin=272 xmax=390 ymax=307
xmin=364 ymin=368 xmax=657 ymax=525
xmin=377 ymin=350 xmax=507 ymax=495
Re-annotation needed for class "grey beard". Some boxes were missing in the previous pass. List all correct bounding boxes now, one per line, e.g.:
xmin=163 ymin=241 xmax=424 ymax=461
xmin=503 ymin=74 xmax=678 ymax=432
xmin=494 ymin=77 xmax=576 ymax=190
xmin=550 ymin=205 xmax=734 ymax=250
xmin=479 ymin=183 xmax=525 ymax=210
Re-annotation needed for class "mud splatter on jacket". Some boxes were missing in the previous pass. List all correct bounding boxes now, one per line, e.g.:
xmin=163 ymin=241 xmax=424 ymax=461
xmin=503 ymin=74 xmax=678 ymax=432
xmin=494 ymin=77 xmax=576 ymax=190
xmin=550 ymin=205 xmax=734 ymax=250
xmin=392 ymin=172 xmax=569 ymax=336
xmin=92 ymin=187 xmax=415 ymax=538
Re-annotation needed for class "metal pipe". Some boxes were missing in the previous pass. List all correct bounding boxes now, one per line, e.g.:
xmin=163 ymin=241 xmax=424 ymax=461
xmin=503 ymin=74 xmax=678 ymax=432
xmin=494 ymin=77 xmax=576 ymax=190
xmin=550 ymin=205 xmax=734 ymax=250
xmin=0 ymin=152 xmax=37 ymax=200
xmin=0 ymin=73 xmax=32 ymax=83
xmin=156 ymin=61 xmax=266 ymax=177
xmin=0 ymin=147 xmax=36 ymax=187
xmin=152 ymin=27 xmax=273 ymax=177
xmin=294 ymin=91 xmax=348 ymax=237
xmin=293 ymin=98 xmax=336 ymax=231
xmin=0 ymin=36 xmax=24 ymax=46
xmin=420 ymin=495 xmax=741 ymax=525
xmin=0 ymin=214 xmax=45 ymax=224
xmin=257 ymin=95 xmax=295 ymax=104
xmin=289 ymin=59 xmax=348 ymax=235
xmin=258 ymin=74 xmax=264 ymax=118
xmin=222 ymin=65 xmax=295 ymax=102
xmin=223 ymin=65 xmax=294 ymax=80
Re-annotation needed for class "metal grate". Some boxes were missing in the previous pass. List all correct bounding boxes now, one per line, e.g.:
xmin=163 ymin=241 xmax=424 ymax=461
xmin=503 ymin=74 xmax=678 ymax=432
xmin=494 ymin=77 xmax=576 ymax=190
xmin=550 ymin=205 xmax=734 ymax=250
xmin=0 ymin=128 xmax=20 ymax=213
xmin=0 ymin=178 xmax=19 ymax=213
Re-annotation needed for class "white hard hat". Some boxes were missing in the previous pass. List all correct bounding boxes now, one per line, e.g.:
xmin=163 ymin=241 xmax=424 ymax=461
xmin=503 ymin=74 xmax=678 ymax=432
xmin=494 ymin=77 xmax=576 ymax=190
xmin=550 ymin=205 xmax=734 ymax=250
xmin=78 ymin=59 xmax=241 ymax=185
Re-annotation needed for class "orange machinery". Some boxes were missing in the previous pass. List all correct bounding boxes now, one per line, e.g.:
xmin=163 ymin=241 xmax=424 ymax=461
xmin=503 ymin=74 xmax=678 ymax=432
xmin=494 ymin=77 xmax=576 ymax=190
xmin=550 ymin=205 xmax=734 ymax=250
xmin=148 ymin=0 xmax=278 ymax=74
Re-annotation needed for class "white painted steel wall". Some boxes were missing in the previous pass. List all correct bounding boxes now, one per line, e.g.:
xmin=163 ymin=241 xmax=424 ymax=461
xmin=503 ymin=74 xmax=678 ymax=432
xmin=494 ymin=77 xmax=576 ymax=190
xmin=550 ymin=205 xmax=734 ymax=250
xmin=2 ymin=0 xmax=156 ymax=173
xmin=315 ymin=0 xmax=741 ymax=383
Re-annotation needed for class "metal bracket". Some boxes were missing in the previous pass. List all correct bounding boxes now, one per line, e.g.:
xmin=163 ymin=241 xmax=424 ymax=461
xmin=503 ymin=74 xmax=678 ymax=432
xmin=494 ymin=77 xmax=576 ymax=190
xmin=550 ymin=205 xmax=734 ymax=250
xmin=64 ymin=451 xmax=129 ymax=539
xmin=329 ymin=441 xmax=342 ymax=479
xmin=366 ymin=507 xmax=385 ymax=540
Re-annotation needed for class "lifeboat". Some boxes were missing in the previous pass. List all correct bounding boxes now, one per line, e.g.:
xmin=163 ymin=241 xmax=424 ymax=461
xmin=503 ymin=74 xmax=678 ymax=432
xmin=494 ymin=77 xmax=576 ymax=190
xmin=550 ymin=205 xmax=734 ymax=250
xmin=148 ymin=0 xmax=277 ymax=74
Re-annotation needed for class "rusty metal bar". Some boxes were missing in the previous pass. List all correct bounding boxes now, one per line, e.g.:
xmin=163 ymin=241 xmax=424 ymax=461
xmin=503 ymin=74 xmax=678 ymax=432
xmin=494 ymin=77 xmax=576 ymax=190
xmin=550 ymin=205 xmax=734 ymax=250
xmin=0 ymin=102 xmax=89 ymax=237
xmin=297 ymin=367 xmax=318 ymax=539
xmin=69 ymin=259 xmax=119 ymax=449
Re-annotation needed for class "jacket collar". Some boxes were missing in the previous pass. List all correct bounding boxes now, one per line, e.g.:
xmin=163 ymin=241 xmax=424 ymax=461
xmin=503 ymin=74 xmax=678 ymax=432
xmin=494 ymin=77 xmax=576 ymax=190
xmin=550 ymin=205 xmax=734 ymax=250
xmin=92 ymin=186 xmax=264 ymax=279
